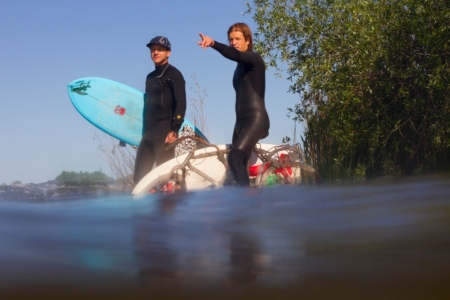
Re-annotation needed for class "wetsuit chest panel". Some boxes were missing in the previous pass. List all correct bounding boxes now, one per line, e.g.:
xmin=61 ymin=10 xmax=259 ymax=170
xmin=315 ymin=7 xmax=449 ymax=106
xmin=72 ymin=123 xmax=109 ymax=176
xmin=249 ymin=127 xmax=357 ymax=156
xmin=143 ymin=64 xmax=186 ymax=140
xmin=233 ymin=63 xmax=263 ymax=99
xmin=233 ymin=62 xmax=268 ymax=127
xmin=144 ymin=76 xmax=172 ymax=133
xmin=211 ymin=41 xmax=270 ymax=133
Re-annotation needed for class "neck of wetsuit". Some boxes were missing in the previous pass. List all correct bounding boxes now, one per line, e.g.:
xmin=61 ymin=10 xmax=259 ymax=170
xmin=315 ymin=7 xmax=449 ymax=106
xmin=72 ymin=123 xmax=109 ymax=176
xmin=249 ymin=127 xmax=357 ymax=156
xmin=155 ymin=63 xmax=169 ymax=74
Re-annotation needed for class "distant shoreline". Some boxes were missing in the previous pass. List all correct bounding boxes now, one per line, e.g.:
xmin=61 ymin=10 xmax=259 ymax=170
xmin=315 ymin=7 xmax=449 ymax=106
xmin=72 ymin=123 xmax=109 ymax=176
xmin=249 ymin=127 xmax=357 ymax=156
xmin=0 ymin=181 xmax=129 ymax=200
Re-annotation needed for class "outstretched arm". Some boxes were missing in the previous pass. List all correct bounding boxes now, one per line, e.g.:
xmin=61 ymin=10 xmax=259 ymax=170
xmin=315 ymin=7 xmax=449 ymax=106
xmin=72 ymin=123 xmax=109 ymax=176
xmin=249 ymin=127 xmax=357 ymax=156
xmin=198 ymin=33 xmax=259 ymax=65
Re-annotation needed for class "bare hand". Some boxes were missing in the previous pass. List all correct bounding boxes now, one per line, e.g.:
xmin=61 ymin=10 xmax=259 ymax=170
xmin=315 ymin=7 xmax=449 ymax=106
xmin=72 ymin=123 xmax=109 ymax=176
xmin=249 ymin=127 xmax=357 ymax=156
xmin=197 ymin=33 xmax=214 ymax=49
xmin=165 ymin=131 xmax=178 ymax=143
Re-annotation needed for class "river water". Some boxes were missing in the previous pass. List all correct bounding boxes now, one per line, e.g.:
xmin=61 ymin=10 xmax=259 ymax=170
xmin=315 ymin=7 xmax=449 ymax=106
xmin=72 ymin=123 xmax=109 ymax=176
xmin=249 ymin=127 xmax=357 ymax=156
xmin=1 ymin=176 xmax=450 ymax=299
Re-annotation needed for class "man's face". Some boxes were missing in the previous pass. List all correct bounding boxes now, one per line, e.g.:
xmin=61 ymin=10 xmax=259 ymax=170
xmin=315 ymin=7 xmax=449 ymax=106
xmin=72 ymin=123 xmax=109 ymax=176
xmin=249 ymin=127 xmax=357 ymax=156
xmin=150 ymin=44 xmax=171 ymax=66
xmin=228 ymin=31 xmax=249 ymax=52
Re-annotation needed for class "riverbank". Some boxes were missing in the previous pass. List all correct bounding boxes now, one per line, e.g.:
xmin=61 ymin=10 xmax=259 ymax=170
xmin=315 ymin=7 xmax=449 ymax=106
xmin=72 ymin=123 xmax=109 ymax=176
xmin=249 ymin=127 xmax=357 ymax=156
xmin=0 ymin=181 xmax=129 ymax=200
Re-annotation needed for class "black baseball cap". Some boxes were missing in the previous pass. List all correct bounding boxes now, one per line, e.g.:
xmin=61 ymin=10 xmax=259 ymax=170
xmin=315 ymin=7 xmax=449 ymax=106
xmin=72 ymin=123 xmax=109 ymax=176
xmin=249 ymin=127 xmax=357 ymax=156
xmin=146 ymin=36 xmax=171 ymax=51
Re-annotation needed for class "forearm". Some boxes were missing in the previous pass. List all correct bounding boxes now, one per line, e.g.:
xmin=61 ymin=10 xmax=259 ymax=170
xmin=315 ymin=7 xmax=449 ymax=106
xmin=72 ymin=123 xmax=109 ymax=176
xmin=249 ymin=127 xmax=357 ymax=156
xmin=211 ymin=41 xmax=242 ymax=62
xmin=212 ymin=42 xmax=260 ymax=66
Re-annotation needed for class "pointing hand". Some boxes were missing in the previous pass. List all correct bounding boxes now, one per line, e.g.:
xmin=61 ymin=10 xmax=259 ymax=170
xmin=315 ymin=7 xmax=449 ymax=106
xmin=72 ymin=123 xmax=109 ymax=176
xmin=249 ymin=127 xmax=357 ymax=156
xmin=197 ymin=33 xmax=214 ymax=49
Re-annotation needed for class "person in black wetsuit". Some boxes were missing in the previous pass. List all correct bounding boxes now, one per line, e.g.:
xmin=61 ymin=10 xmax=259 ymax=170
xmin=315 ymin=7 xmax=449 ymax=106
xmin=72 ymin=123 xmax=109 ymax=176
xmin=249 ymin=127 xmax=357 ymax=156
xmin=134 ymin=36 xmax=186 ymax=184
xmin=198 ymin=23 xmax=270 ymax=186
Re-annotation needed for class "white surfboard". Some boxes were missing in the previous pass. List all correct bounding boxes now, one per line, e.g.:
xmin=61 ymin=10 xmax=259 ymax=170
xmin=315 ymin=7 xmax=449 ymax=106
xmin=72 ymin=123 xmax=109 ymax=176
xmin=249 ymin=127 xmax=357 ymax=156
xmin=132 ymin=143 xmax=279 ymax=196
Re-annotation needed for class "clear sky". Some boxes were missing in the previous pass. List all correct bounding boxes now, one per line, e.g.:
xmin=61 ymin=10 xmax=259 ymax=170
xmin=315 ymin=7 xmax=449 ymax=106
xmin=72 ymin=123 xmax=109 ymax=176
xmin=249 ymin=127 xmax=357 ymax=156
xmin=0 ymin=0 xmax=300 ymax=184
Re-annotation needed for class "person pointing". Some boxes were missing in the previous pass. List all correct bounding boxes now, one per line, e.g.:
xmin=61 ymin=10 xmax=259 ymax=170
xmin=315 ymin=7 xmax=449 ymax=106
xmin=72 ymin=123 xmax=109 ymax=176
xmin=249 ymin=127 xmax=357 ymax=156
xmin=197 ymin=24 xmax=270 ymax=186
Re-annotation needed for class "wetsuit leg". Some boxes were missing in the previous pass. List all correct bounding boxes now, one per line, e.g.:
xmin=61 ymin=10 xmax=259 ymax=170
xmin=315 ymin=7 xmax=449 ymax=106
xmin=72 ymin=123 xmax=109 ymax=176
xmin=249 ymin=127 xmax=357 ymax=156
xmin=155 ymin=141 xmax=174 ymax=166
xmin=134 ymin=139 xmax=157 ymax=184
xmin=228 ymin=149 xmax=251 ymax=186
xmin=228 ymin=124 xmax=268 ymax=186
xmin=134 ymin=139 xmax=174 ymax=184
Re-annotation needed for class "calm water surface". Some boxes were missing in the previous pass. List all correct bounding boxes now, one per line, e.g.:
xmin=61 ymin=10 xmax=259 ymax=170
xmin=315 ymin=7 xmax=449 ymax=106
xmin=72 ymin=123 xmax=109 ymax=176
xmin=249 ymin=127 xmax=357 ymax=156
xmin=1 ymin=176 xmax=450 ymax=299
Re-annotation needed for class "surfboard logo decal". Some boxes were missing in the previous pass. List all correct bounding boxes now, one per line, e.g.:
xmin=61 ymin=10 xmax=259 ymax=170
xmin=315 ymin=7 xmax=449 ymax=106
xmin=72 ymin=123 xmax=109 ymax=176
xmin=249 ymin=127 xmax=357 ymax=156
xmin=70 ymin=80 xmax=91 ymax=95
xmin=114 ymin=105 xmax=126 ymax=116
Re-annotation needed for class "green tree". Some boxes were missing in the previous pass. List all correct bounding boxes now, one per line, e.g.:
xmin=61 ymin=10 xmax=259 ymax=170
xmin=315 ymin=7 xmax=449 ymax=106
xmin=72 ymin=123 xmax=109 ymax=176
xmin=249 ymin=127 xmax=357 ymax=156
xmin=247 ymin=0 xmax=450 ymax=181
xmin=55 ymin=170 xmax=114 ymax=186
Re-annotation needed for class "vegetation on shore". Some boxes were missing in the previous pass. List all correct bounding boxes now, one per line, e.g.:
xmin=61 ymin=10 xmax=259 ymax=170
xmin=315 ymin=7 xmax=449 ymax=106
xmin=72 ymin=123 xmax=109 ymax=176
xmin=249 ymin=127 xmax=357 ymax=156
xmin=247 ymin=0 xmax=450 ymax=182
xmin=2 ymin=170 xmax=115 ymax=187
xmin=0 ymin=171 xmax=120 ymax=199
xmin=54 ymin=170 xmax=115 ymax=187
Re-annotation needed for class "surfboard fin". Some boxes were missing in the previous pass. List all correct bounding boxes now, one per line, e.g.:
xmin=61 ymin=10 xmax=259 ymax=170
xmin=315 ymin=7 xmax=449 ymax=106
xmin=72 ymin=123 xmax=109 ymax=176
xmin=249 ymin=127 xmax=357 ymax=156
xmin=119 ymin=141 xmax=126 ymax=147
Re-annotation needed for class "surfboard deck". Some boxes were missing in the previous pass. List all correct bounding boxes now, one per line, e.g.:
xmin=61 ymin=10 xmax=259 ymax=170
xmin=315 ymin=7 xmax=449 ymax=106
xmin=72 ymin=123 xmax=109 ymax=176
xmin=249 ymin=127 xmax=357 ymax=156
xmin=132 ymin=143 xmax=281 ymax=196
xmin=68 ymin=77 xmax=208 ymax=155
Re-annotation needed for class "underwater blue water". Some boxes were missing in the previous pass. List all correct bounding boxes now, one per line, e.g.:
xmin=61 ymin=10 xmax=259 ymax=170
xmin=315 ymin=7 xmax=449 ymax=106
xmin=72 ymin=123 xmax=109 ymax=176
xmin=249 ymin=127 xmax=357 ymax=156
xmin=1 ymin=177 xmax=450 ymax=299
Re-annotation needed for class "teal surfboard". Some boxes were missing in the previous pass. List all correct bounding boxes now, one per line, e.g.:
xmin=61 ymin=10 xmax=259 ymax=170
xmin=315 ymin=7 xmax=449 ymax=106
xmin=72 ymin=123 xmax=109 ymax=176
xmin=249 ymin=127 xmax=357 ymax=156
xmin=67 ymin=77 xmax=208 ymax=152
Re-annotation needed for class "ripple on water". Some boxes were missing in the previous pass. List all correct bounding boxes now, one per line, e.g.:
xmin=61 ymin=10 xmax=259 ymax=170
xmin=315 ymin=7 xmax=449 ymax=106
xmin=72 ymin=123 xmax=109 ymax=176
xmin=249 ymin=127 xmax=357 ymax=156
xmin=1 ymin=176 xmax=450 ymax=299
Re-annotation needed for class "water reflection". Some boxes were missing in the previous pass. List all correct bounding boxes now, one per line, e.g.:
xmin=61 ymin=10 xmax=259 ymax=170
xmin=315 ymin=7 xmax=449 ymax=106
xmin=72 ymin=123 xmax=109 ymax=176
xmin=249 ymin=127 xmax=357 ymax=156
xmin=133 ymin=197 xmax=181 ymax=286
xmin=227 ymin=233 xmax=260 ymax=285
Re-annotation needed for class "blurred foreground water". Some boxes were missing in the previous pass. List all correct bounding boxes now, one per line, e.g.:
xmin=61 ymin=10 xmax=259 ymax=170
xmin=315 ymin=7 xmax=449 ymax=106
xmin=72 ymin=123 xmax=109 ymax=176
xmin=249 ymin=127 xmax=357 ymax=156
xmin=1 ymin=176 xmax=450 ymax=299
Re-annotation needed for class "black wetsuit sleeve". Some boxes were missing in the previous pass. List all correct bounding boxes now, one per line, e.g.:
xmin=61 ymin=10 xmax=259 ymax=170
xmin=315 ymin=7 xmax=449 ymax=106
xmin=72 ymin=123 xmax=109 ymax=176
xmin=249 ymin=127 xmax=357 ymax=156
xmin=142 ymin=93 xmax=147 ymax=135
xmin=211 ymin=41 xmax=260 ymax=64
xmin=167 ymin=70 xmax=186 ymax=132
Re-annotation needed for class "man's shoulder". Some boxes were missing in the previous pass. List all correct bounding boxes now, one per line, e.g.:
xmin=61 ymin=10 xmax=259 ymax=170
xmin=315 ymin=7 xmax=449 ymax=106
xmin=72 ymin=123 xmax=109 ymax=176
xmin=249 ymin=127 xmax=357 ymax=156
xmin=248 ymin=50 xmax=264 ymax=63
xmin=146 ymin=69 xmax=158 ymax=77
xmin=167 ymin=64 xmax=183 ymax=74
xmin=239 ymin=50 xmax=264 ymax=68
xmin=166 ymin=64 xmax=185 ymax=80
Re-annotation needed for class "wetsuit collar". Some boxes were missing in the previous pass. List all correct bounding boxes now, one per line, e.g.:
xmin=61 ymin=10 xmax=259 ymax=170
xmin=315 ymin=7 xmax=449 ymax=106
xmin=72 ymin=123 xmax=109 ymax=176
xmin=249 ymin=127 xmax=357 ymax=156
xmin=155 ymin=62 xmax=169 ymax=71
xmin=154 ymin=63 xmax=170 ymax=77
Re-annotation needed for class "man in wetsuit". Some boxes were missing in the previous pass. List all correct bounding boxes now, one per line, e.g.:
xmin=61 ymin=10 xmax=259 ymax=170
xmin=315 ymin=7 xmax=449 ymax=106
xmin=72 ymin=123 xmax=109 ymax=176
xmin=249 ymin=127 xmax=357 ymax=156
xmin=134 ymin=36 xmax=186 ymax=184
xmin=198 ymin=23 xmax=270 ymax=186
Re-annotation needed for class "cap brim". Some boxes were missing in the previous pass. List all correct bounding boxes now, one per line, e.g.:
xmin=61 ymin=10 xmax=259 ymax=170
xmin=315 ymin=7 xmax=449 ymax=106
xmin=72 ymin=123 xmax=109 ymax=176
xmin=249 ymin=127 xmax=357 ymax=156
xmin=146 ymin=43 xmax=171 ymax=51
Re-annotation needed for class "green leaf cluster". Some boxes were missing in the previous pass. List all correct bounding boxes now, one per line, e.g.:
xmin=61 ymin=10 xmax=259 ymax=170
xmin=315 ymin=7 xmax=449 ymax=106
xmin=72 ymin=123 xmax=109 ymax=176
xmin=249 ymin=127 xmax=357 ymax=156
xmin=248 ymin=0 xmax=450 ymax=180
xmin=55 ymin=171 xmax=114 ymax=186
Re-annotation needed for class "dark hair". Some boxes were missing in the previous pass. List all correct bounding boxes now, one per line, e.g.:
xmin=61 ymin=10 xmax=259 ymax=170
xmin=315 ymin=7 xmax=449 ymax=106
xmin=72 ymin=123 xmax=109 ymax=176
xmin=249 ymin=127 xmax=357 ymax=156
xmin=227 ymin=23 xmax=253 ymax=51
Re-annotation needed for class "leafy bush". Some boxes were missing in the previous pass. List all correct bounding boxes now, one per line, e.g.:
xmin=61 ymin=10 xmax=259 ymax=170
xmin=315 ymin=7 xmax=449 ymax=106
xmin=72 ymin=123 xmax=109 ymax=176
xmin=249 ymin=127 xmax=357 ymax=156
xmin=55 ymin=171 xmax=114 ymax=186
xmin=247 ymin=0 xmax=450 ymax=181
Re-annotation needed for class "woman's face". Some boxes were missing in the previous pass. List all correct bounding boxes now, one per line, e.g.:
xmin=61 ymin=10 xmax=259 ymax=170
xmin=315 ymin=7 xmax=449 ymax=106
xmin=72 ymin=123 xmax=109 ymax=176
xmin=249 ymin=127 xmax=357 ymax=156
xmin=228 ymin=31 xmax=249 ymax=52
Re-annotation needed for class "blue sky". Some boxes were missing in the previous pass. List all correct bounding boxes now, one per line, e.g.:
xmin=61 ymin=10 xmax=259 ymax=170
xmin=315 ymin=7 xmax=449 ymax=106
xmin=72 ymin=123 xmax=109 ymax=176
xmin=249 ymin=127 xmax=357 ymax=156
xmin=0 ymin=0 xmax=301 ymax=184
